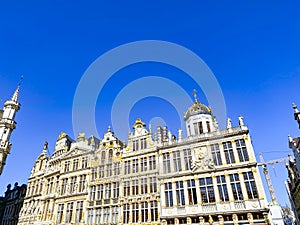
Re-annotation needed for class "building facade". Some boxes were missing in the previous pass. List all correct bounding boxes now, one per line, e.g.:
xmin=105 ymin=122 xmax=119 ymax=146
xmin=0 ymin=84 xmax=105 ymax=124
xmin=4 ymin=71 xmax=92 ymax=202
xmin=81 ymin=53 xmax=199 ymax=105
xmin=0 ymin=85 xmax=21 ymax=175
xmin=286 ymin=103 xmax=300 ymax=222
xmin=0 ymin=182 xmax=27 ymax=225
xmin=19 ymin=97 xmax=270 ymax=225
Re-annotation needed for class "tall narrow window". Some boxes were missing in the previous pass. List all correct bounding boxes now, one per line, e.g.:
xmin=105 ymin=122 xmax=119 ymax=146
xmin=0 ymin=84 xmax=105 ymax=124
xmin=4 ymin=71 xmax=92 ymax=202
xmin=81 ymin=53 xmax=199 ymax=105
xmin=91 ymin=168 xmax=97 ymax=181
xmin=230 ymin=173 xmax=244 ymax=200
xmin=90 ymin=185 xmax=96 ymax=201
xmin=133 ymin=140 xmax=138 ymax=151
xmin=103 ymin=207 xmax=110 ymax=224
xmin=112 ymin=182 xmax=119 ymax=198
xmin=198 ymin=121 xmax=203 ymax=134
xmin=163 ymin=153 xmax=171 ymax=173
xmin=114 ymin=162 xmax=120 ymax=175
xmin=199 ymin=177 xmax=215 ymax=203
xmin=243 ymin=172 xmax=258 ymax=199
xmin=112 ymin=206 xmax=118 ymax=224
xmin=132 ymin=159 xmax=139 ymax=173
xmin=150 ymin=201 xmax=158 ymax=221
xmin=193 ymin=123 xmax=199 ymax=135
xmin=82 ymin=156 xmax=88 ymax=168
xmin=99 ymin=165 xmax=104 ymax=178
xmin=183 ymin=148 xmax=192 ymax=170
xmin=75 ymin=201 xmax=83 ymax=222
xmin=149 ymin=155 xmax=156 ymax=170
xmin=132 ymin=203 xmax=139 ymax=223
xmin=123 ymin=204 xmax=130 ymax=223
xmin=57 ymin=203 xmax=64 ymax=223
xmin=141 ymin=177 xmax=148 ymax=194
xmin=124 ymin=181 xmax=130 ymax=196
xmin=211 ymin=144 xmax=222 ymax=166
xmin=64 ymin=161 xmax=70 ymax=172
xmin=132 ymin=178 xmax=139 ymax=195
xmin=150 ymin=177 xmax=157 ymax=193
xmin=73 ymin=159 xmax=79 ymax=171
xmin=124 ymin=160 xmax=131 ymax=174
xmin=78 ymin=175 xmax=86 ymax=192
xmin=70 ymin=176 xmax=77 ymax=193
xmin=106 ymin=164 xmax=112 ymax=177
xmin=206 ymin=121 xmax=211 ymax=132
xmin=101 ymin=151 xmax=106 ymax=164
xmin=108 ymin=149 xmax=113 ymax=162
xmin=173 ymin=151 xmax=182 ymax=172
xmin=141 ymin=202 xmax=148 ymax=222
xmin=236 ymin=139 xmax=249 ymax=162
xmin=105 ymin=183 xmax=111 ymax=199
xmin=96 ymin=184 xmax=103 ymax=200
xmin=66 ymin=202 xmax=74 ymax=223
xmin=176 ymin=181 xmax=185 ymax=206
xmin=187 ymin=179 xmax=197 ymax=205
xmin=217 ymin=175 xmax=229 ymax=201
xmin=141 ymin=138 xmax=147 ymax=149
xmin=61 ymin=178 xmax=68 ymax=195
xmin=165 ymin=182 xmax=173 ymax=207
xmin=223 ymin=141 xmax=235 ymax=164
xmin=141 ymin=157 xmax=147 ymax=172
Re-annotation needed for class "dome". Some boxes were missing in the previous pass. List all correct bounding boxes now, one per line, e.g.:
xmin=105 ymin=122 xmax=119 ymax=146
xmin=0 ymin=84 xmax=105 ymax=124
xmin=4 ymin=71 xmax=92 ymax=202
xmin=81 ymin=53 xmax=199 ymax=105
xmin=184 ymin=100 xmax=212 ymax=120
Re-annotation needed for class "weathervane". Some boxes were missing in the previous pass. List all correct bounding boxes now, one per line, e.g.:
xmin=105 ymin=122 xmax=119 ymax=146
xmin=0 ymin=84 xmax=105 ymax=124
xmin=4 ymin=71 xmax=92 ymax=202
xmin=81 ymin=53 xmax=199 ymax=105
xmin=193 ymin=89 xmax=198 ymax=102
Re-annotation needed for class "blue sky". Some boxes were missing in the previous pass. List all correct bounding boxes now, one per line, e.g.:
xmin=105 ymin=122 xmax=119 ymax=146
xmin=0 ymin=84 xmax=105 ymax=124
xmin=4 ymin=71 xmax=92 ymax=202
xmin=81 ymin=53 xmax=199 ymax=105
xmin=0 ymin=1 xmax=300 ymax=205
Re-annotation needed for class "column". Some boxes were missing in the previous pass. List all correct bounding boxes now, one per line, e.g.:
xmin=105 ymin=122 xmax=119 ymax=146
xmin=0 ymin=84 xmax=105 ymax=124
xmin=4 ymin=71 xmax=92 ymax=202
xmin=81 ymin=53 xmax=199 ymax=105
xmin=194 ymin=178 xmax=202 ymax=205
xmin=212 ymin=175 xmax=220 ymax=203
xmin=160 ymin=182 xmax=166 ymax=208
xmin=219 ymin=143 xmax=227 ymax=165
xmin=238 ymin=172 xmax=248 ymax=200
xmin=172 ymin=181 xmax=177 ymax=207
xmin=232 ymin=140 xmax=240 ymax=164
xmin=183 ymin=180 xmax=189 ymax=206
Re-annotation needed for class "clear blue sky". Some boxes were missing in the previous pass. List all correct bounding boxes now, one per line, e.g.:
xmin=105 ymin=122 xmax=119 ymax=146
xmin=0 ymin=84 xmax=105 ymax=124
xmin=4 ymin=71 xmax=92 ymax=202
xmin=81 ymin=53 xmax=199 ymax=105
xmin=0 ymin=1 xmax=300 ymax=206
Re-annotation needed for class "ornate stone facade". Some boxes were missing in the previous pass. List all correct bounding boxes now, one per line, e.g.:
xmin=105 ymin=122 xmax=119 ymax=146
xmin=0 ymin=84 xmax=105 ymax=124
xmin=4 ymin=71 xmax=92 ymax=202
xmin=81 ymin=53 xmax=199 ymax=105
xmin=19 ymin=98 xmax=271 ymax=225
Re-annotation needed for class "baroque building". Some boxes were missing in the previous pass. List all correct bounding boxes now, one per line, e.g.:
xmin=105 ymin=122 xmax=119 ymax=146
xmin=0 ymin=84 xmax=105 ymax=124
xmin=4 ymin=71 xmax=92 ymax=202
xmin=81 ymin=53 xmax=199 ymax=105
xmin=19 ymin=95 xmax=271 ymax=225
xmin=0 ymin=182 xmax=27 ymax=225
xmin=286 ymin=103 xmax=300 ymax=222
xmin=0 ymin=85 xmax=21 ymax=175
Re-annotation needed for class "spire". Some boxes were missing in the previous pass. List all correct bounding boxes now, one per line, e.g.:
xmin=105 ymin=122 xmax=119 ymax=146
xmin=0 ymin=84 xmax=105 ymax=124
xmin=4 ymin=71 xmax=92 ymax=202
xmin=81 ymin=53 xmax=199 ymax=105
xmin=11 ymin=76 xmax=23 ymax=103
xmin=42 ymin=141 xmax=48 ymax=155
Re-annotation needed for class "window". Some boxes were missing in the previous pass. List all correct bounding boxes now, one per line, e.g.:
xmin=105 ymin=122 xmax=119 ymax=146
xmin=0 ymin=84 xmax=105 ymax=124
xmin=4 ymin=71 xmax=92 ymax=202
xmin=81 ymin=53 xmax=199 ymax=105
xmin=91 ymin=168 xmax=97 ymax=181
xmin=230 ymin=173 xmax=244 ymax=200
xmin=188 ymin=125 xmax=191 ymax=135
xmin=99 ymin=165 xmax=104 ymax=178
xmin=66 ymin=202 xmax=74 ymax=223
xmin=47 ymin=178 xmax=53 ymax=194
xmin=199 ymin=177 xmax=215 ymax=203
xmin=73 ymin=159 xmax=79 ymax=170
xmin=112 ymin=206 xmax=118 ymax=224
xmin=141 ymin=202 xmax=148 ymax=222
xmin=132 ymin=203 xmax=139 ymax=223
xmin=133 ymin=140 xmax=138 ymax=151
xmin=82 ymin=156 xmax=88 ymax=168
xmin=61 ymin=178 xmax=68 ymax=194
xmin=64 ymin=161 xmax=70 ymax=172
xmin=78 ymin=175 xmax=86 ymax=192
xmin=125 ymin=161 xmax=131 ymax=174
xmin=141 ymin=138 xmax=147 ymax=149
xmin=124 ymin=181 xmax=130 ymax=196
xmin=106 ymin=164 xmax=112 ymax=177
xmin=141 ymin=157 xmax=147 ymax=172
xmin=141 ymin=177 xmax=148 ymax=194
xmin=163 ymin=153 xmax=171 ymax=173
xmin=57 ymin=203 xmax=64 ymax=223
xmin=176 ymin=181 xmax=185 ymax=206
xmin=114 ymin=162 xmax=120 ymax=175
xmin=75 ymin=201 xmax=83 ymax=222
xmin=123 ymin=204 xmax=130 ymax=223
xmin=223 ymin=141 xmax=235 ymax=164
xmin=96 ymin=184 xmax=103 ymax=200
xmin=165 ymin=182 xmax=173 ymax=207
xmin=211 ymin=144 xmax=222 ymax=166
xmin=132 ymin=159 xmax=139 ymax=173
xmin=87 ymin=210 xmax=93 ymax=225
xmin=150 ymin=201 xmax=158 ymax=221
xmin=103 ymin=207 xmax=110 ymax=224
xmin=95 ymin=209 xmax=101 ymax=224
xmin=132 ymin=178 xmax=139 ymax=195
xmin=101 ymin=151 xmax=106 ymax=164
xmin=236 ymin=139 xmax=249 ymax=162
xmin=173 ymin=151 xmax=182 ymax=172
xmin=217 ymin=175 xmax=229 ymax=201
xmin=105 ymin=183 xmax=111 ymax=199
xmin=150 ymin=177 xmax=157 ymax=193
xmin=70 ymin=176 xmax=77 ymax=193
xmin=112 ymin=182 xmax=119 ymax=198
xmin=206 ymin=121 xmax=211 ymax=132
xmin=243 ymin=172 xmax=258 ymax=199
xmin=193 ymin=123 xmax=198 ymax=135
xmin=149 ymin=155 xmax=156 ymax=170
xmin=199 ymin=121 xmax=203 ymax=134
xmin=183 ymin=148 xmax=192 ymax=170
xmin=108 ymin=149 xmax=113 ymax=162
xmin=91 ymin=185 xmax=96 ymax=201
xmin=187 ymin=179 xmax=197 ymax=205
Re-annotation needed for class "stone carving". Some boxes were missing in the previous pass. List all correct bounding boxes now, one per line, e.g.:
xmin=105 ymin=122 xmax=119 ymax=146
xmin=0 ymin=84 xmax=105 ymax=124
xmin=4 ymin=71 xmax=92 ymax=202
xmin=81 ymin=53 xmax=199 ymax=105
xmin=191 ymin=147 xmax=215 ymax=171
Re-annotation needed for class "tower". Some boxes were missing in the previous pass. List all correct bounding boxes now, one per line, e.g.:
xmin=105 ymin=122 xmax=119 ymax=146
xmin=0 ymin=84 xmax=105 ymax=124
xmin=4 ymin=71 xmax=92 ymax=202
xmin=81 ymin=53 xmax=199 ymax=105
xmin=0 ymin=84 xmax=21 ymax=175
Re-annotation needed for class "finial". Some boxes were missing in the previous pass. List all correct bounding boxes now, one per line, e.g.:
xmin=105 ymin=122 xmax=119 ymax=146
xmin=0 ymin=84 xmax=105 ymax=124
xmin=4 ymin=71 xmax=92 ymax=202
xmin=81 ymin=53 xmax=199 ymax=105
xmin=193 ymin=89 xmax=198 ymax=102
xmin=43 ymin=141 xmax=48 ymax=154
xmin=107 ymin=125 xmax=111 ymax=132
xmin=11 ymin=76 xmax=23 ymax=102
xmin=292 ymin=102 xmax=299 ymax=113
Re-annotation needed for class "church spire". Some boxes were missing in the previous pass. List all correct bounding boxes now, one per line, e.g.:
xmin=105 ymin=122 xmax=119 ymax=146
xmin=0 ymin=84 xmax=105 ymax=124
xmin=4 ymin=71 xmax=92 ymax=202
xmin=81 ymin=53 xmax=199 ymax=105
xmin=11 ymin=76 xmax=23 ymax=103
